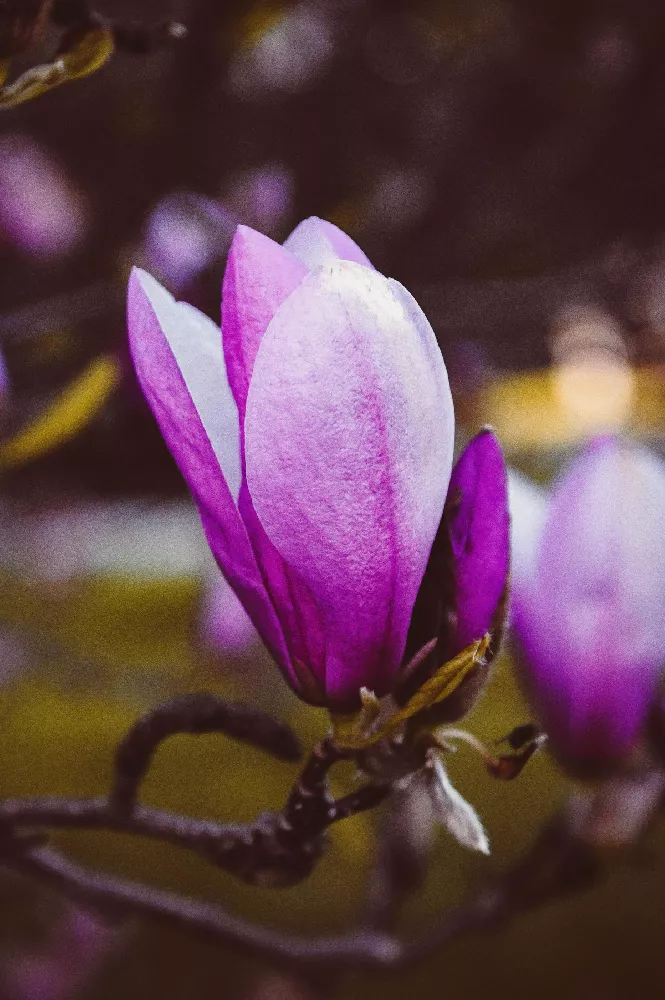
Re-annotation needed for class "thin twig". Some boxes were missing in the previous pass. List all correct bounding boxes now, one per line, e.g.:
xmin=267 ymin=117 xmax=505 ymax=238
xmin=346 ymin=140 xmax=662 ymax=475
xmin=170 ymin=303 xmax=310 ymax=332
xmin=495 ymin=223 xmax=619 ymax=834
xmin=0 ymin=740 xmax=383 ymax=885
xmin=0 ymin=796 xmax=245 ymax=856
xmin=111 ymin=693 xmax=302 ymax=814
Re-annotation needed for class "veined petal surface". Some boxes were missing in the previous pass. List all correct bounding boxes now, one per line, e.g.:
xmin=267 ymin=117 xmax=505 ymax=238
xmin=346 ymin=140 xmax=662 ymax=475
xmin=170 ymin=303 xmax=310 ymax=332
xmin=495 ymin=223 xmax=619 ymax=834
xmin=244 ymin=261 xmax=454 ymax=705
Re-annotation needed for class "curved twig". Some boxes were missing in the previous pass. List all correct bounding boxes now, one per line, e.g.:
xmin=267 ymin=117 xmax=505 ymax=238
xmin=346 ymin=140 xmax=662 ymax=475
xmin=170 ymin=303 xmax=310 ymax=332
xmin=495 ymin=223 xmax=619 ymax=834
xmin=0 ymin=736 xmax=385 ymax=886
xmin=111 ymin=694 xmax=302 ymax=814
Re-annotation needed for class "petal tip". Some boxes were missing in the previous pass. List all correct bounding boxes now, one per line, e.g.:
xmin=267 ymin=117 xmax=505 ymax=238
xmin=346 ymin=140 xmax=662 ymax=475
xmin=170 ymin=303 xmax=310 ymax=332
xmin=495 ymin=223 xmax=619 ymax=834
xmin=284 ymin=216 xmax=374 ymax=270
xmin=231 ymin=223 xmax=261 ymax=247
xmin=128 ymin=266 xmax=173 ymax=310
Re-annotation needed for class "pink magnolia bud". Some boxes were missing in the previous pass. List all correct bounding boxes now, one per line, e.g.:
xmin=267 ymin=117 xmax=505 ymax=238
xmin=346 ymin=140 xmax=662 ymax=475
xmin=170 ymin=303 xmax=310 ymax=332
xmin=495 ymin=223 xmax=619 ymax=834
xmin=128 ymin=217 xmax=454 ymax=708
xmin=513 ymin=437 xmax=665 ymax=776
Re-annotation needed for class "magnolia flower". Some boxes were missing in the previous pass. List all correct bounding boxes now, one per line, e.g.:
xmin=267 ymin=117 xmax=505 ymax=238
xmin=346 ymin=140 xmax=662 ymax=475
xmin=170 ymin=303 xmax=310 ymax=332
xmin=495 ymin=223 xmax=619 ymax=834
xmin=512 ymin=437 xmax=665 ymax=775
xmin=128 ymin=217 xmax=507 ymax=711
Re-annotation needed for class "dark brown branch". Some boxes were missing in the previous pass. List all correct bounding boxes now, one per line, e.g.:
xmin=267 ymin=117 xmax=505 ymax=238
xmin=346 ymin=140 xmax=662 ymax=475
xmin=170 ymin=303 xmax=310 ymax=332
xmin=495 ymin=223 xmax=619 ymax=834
xmin=328 ymin=784 xmax=391 ymax=824
xmin=0 ymin=739 xmax=384 ymax=886
xmin=8 ymin=844 xmax=402 ymax=971
xmin=2 ymin=802 xmax=603 ymax=974
xmin=0 ymin=695 xmax=573 ymax=973
xmin=0 ymin=796 xmax=245 ymax=857
xmin=111 ymin=694 xmax=302 ymax=814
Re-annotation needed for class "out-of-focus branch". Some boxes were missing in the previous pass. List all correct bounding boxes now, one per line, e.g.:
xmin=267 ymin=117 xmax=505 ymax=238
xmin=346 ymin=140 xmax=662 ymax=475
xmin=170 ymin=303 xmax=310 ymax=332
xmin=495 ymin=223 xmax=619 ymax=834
xmin=7 ymin=842 xmax=402 ymax=971
xmin=0 ymin=694 xmax=659 ymax=976
xmin=2 ymin=791 xmax=620 ymax=974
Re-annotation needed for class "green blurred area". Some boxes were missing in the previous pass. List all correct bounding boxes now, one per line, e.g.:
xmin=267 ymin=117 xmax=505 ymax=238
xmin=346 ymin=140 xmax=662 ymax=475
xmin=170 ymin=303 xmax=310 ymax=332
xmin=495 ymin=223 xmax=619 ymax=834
xmin=0 ymin=565 xmax=662 ymax=999
xmin=3 ymin=0 xmax=665 ymax=994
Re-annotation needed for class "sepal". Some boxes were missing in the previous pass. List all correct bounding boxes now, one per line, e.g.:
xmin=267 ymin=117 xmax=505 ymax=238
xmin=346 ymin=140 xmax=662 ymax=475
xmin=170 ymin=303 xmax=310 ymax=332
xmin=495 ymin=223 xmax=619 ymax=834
xmin=330 ymin=636 xmax=490 ymax=751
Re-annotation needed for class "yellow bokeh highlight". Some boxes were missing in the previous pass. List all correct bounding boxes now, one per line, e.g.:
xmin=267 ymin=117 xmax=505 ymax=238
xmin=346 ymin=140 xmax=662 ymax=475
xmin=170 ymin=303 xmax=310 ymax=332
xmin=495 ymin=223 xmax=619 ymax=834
xmin=0 ymin=354 xmax=120 ymax=469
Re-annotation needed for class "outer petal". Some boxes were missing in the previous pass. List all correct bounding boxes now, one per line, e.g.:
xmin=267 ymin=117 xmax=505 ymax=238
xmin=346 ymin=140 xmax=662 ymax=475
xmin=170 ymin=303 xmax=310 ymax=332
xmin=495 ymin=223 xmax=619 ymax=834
xmin=446 ymin=430 xmax=510 ymax=652
xmin=245 ymin=261 xmax=454 ymax=705
xmin=129 ymin=269 xmax=240 ymax=499
xmin=220 ymin=226 xmax=331 ymax=701
xmin=127 ymin=269 xmax=291 ymax=670
xmin=237 ymin=480 xmax=328 ymax=703
xmin=515 ymin=437 xmax=665 ymax=771
xmin=283 ymin=216 xmax=374 ymax=270
xmin=221 ymin=226 xmax=308 ymax=417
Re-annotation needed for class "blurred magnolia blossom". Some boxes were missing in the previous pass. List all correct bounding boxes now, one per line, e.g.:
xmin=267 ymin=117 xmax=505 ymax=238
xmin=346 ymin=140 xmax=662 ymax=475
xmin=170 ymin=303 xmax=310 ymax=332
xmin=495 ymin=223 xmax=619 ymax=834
xmin=512 ymin=437 xmax=665 ymax=776
xmin=4 ymin=905 xmax=115 ymax=1000
xmin=0 ymin=134 xmax=88 ymax=259
xmin=225 ymin=164 xmax=294 ymax=235
xmin=144 ymin=192 xmax=236 ymax=293
xmin=229 ymin=3 xmax=335 ymax=99
xmin=506 ymin=468 xmax=548 ymax=589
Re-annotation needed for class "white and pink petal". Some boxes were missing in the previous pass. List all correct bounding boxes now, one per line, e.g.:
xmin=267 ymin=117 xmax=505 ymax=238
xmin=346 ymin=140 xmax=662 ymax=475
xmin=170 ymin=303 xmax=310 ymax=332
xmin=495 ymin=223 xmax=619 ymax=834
xmin=244 ymin=260 xmax=454 ymax=706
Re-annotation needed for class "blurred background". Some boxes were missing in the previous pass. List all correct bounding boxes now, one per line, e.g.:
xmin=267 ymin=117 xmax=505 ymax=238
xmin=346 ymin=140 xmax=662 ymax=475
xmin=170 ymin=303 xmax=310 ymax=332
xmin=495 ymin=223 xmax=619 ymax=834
xmin=1 ymin=0 xmax=665 ymax=997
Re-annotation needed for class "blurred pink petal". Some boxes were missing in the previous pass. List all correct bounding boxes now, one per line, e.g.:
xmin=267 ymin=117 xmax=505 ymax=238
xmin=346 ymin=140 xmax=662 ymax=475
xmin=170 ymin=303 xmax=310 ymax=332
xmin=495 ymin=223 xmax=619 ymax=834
xmin=228 ymin=5 xmax=335 ymax=99
xmin=514 ymin=437 xmax=665 ymax=773
xmin=5 ymin=906 xmax=114 ymax=1000
xmin=226 ymin=164 xmax=293 ymax=234
xmin=144 ymin=191 xmax=235 ymax=293
xmin=0 ymin=135 xmax=87 ymax=259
